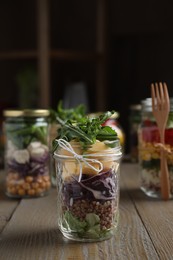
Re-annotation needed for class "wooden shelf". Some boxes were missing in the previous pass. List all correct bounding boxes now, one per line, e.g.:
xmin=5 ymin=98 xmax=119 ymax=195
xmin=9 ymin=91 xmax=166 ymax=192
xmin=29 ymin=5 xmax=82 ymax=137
xmin=0 ymin=51 xmax=37 ymax=60
xmin=0 ymin=0 xmax=108 ymax=111
xmin=0 ymin=50 xmax=103 ymax=62
xmin=50 ymin=50 xmax=103 ymax=62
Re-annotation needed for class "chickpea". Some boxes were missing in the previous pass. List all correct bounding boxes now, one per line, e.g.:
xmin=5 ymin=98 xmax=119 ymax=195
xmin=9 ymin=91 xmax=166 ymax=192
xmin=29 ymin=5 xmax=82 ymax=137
xmin=35 ymin=188 xmax=44 ymax=195
xmin=43 ymin=175 xmax=50 ymax=182
xmin=152 ymin=152 xmax=159 ymax=159
xmin=31 ymin=182 xmax=39 ymax=189
xmin=39 ymin=182 xmax=46 ymax=189
xmin=7 ymin=180 xmax=16 ymax=188
xmin=45 ymin=181 xmax=51 ymax=190
xmin=17 ymin=179 xmax=25 ymax=186
xmin=25 ymin=176 xmax=34 ymax=183
xmin=9 ymin=187 xmax=17 ymax=195
xmin=37 ymin=177 xmax=43 ymax=184
xmin=27 ymin=189 xmax=36 ymax=196
xmin=18 ymin=188 xmax=26 ymax=196
xmin=15 ymin=184 xmax=22 ymax=190
xmin=143 ymin=153 xmax=151 ymax=161
xmin=22 ymin=182 xmax=31 ymax=191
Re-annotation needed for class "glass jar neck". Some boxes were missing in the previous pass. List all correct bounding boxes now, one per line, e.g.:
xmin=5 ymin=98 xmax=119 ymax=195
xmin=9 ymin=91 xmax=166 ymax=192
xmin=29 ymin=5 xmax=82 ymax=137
xmin=54 ymin=139 xmax=122 ymax=159
xmin=141 ymin=97 xmax=173 ymax=112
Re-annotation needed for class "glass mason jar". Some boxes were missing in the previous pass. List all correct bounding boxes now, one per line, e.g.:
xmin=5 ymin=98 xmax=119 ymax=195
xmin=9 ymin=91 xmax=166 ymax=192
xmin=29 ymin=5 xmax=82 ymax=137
xmin=3 ymin=109 xmax=51 ymax=198
xmin=54 ymin=139 xmax=122 ymax=242
xmin=138 ymin=98 xmax=173 ymax=198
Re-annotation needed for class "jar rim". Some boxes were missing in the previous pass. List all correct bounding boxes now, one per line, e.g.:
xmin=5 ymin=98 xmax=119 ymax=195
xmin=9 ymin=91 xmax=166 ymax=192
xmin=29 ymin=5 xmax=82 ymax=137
xmin=3 ymin=109 xmax=50 ymax=117
xmin=88 ymin=111 xmax=119 ymax=119
xmin=130 ymin=104 xmax=142 ymax=111
xmin=54 ymin=139 xmax=122 ymax=160
xmin=141 ymin=97 xmax=173 ymax=112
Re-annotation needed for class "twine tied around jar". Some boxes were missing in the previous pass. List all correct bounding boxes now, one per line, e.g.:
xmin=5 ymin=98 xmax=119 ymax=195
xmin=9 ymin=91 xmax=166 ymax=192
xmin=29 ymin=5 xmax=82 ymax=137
xmin=154 ymin=143 xmax=172 ymax=155
xmin=55 ymin=139 xmax=103 ymax=182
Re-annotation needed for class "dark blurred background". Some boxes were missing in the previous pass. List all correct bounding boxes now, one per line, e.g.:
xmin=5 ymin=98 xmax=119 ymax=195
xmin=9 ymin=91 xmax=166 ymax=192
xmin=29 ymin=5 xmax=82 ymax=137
xmin=1 ymin=0 xmax=173 ymax=154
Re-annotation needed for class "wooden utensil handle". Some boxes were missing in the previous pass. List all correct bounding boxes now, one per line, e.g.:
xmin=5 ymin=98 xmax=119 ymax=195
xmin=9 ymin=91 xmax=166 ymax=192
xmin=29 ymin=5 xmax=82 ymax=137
xmin=160 ymin=149 xmax=170 ymax=200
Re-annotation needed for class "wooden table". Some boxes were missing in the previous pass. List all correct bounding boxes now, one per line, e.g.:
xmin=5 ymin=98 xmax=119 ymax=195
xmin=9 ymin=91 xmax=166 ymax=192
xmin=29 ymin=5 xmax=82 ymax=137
xmin=0 ymin=163 xmax=173 ymax=260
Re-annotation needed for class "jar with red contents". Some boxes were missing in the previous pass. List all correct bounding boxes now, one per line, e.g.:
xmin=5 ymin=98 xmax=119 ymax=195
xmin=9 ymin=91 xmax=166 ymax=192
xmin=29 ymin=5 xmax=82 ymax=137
xmin=138 ymin=98 xmax=173 ymax=198
xmin=101 ymin=112 xmax=125 ymax=149
xmin=88 ymin=112 xmax=125 ymax=149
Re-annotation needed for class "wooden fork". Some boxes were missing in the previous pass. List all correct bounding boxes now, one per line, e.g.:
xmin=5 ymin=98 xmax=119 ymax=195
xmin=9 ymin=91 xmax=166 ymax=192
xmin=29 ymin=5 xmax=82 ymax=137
xmin=151 ymin=82 xmax=170 ymax=200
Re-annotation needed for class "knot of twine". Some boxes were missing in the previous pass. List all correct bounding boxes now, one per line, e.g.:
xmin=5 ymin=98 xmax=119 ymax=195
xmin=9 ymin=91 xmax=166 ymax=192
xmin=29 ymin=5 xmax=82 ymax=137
xmin=56 ymin=139 xmax=103 ymax=182
xmin=154 ymin=143 xmax=172 ymax=154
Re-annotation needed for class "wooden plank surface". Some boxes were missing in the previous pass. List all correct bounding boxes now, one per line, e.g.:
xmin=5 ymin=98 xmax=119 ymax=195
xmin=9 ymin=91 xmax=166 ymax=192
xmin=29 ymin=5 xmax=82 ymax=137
xmin=0 ymin=190 xmax=157 ymax=260
xmin=118 ymin=165 xmax=159 ymax=260
xmin=0 ymin=170 xmax=20 ymax=233
xmin=122 ymin=163 xmax=173 ymax=260
xmin=0 ymin=164 xmax=160 ymax=260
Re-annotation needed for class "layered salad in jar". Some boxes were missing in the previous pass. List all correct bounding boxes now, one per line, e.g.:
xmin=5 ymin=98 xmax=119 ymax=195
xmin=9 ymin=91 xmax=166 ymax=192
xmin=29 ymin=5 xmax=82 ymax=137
xmin=138 ymin=114 xmax=173 ymax=198
xmin=4 ymin=112 xmax=51 ymax=198
xmin=49 ymin=101 xmax=86 ymax=186
xmin=53 ymin=111 xmax=122 ymax=242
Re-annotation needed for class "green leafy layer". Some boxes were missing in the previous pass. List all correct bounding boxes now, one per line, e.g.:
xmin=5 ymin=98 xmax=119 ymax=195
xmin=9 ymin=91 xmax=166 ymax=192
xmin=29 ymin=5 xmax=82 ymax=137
xmin=53 ymin=111 xmax=118 ymax=151
xmin=5 ymin=124 xmax=47 ymax=149
xmin=62 ymin=211 xmax=111 ymax=239
xmin=141 ymin=159 xmax=160 ymax=170
xmin=141 ymin=159 xmax=173 ymax=172
xmin=167 ymin=112 xmax=173 ymax=128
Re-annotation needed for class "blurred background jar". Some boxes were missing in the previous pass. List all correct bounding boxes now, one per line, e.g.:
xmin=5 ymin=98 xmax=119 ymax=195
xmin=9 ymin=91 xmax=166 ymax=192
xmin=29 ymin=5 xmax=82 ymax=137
xmin=3 ymin=109 xmax=51 ymax=198
xmin=129 ymin=104 xmax=141 ymax=162
xmin=138 ymin=98 xmax=173 ymax=198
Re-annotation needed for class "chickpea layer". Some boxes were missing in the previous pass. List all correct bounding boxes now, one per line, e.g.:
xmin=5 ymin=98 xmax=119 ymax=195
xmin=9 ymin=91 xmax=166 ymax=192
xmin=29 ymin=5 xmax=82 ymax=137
xmin=139 ymin=142 xmax=173 ymax=165
xmin=6 ymin=172 xmax=51 ymax=197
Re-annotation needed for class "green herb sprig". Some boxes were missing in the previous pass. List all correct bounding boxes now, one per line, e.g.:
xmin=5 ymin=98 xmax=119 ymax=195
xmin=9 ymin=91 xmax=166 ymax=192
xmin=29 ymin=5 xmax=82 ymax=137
xmin=6 ymin=125 xmax=47 ymax=149
xmin=53 ymin=111 xmax=118 ymax=151
xmin=49 ymin=100 xmax=86 ymax=123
